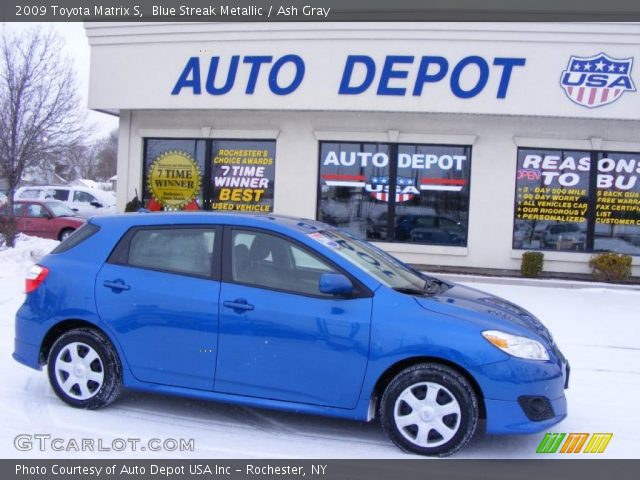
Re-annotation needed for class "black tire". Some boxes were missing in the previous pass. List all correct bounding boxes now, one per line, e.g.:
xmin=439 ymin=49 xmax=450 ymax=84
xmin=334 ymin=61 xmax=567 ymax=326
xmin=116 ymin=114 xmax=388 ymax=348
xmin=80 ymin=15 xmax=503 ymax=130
xmin=58 ymin=228 xmax=75 ymax=242
xmin=380 ymin=363 xmax=479 ymax=457
xmin=47 ymin=328 xmax=122 ymax=409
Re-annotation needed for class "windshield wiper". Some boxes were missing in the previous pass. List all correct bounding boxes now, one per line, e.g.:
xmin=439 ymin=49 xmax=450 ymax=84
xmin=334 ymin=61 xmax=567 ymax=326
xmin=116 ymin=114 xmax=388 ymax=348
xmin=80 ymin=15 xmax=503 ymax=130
xmin=393 ymin=287 xmax=433 ymax=297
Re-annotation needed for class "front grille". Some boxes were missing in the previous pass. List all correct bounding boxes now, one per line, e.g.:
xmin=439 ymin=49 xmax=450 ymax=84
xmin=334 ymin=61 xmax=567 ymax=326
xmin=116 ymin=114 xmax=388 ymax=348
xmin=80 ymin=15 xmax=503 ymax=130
xmin=518 ymin=395 xmax=555 ymax=422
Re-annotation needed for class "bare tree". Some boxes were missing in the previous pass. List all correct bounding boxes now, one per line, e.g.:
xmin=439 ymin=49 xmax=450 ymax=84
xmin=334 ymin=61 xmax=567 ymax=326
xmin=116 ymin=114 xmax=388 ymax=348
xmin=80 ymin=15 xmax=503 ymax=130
xmin=0 ymin=26 xmax=85 ymax=247
xmin=64 ymin=142 xmax=96 ymax=181
xmin=94 ymin=129 xmax=118 ymax=181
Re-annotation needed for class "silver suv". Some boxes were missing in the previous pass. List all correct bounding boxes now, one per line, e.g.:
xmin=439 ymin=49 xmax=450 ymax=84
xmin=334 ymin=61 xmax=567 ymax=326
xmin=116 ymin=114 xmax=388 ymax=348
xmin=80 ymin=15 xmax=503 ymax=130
xmin=14 ymin=186 xmax=116 ymax=218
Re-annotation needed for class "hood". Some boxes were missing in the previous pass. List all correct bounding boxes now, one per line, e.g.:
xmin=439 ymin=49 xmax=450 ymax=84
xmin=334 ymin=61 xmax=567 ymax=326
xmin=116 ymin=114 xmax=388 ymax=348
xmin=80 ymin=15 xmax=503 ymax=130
xmin=415 ymin=282 xmax=554 ymax=344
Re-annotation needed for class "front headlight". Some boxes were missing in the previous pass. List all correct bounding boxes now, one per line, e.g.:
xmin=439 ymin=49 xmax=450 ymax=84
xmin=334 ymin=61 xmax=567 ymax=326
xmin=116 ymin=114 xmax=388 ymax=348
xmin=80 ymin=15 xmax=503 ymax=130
xmin=482 ymin=330 xmax=549 ymax=361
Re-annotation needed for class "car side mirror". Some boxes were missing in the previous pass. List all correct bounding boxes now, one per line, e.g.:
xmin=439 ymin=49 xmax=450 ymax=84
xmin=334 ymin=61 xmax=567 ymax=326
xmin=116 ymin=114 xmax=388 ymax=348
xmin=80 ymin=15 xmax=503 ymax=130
xmin=90 ymin=201 xmax=103 ymax=208
xmin=319 ymin=273 xmax=353 ymax=296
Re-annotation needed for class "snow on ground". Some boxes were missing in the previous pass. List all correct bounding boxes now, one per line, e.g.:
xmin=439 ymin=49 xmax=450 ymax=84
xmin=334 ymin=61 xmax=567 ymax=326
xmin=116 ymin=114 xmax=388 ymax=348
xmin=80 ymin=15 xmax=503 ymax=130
xmin=0 ymin=236 xmax=638 ymax=459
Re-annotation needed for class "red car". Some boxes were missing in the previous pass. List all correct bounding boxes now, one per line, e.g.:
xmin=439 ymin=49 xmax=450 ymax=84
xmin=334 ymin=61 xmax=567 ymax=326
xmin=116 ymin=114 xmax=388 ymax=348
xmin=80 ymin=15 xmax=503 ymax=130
xmin=1 ymin=200 xmax=86 ymax=241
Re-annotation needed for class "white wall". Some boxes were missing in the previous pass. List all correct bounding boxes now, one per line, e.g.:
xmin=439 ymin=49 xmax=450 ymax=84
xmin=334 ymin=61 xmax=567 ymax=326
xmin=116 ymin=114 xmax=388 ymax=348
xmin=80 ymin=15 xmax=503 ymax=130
xmin=86 ymin=22 xmax=640 ymax=120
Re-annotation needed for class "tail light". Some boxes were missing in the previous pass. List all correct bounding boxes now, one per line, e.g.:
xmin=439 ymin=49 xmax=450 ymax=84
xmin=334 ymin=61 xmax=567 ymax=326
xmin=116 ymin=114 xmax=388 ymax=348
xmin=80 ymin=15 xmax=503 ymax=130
xmin=26 ymin=265 xmax=49 ymax=294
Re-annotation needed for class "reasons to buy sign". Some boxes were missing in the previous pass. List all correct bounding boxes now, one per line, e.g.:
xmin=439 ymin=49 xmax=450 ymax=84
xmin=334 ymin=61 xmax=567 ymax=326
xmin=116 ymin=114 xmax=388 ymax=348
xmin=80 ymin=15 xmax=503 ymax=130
xmin=513 ymin=148 xmax=640 ymax=253
xmin=211 ymin=140 xmax=276 ymax=212
xmin=514 ymin=150 xmax=640 ymax=226
xmin=147 ymin=150 xmax=202 ymax=210
xmin=514 ymin=151 xmax=591 ymax=225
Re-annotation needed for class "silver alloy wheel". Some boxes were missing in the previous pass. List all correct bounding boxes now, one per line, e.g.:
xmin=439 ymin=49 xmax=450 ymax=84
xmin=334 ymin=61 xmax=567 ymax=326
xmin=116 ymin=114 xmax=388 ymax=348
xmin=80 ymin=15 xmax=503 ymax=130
xmin=60 ymin=230 xmax=73 ymax=241
xmin=54 ymin=342 xmax=104 ymax=400
xmin=393 ymin=381 xmax=462 ymax=448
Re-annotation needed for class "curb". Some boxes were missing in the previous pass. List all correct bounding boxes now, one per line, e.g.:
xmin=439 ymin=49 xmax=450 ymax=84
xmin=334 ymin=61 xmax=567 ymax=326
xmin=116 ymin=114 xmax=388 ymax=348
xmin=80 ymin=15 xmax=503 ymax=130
xmin=424 ymin=271 xmax=640 ymax=292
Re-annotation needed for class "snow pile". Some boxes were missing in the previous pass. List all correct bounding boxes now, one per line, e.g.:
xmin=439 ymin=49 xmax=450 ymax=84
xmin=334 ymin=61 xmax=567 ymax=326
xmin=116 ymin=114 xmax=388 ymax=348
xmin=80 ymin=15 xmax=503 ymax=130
xmin=0 ymin=235 xmax=58 ymax=306
xmin=0 ymin=234 xmax=59 ymax=265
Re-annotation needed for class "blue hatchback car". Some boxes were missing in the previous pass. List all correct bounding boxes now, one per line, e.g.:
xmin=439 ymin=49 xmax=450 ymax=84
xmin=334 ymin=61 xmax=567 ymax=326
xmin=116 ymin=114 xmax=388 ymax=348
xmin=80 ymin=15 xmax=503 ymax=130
xmin=14 ymin=213 xmax=569 ymax=456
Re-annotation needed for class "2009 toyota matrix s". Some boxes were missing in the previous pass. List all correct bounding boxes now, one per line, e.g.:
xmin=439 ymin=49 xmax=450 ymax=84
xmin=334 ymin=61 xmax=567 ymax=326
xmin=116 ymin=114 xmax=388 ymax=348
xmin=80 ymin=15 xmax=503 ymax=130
xmin=13 ymin=213 xmax=569 ymax=456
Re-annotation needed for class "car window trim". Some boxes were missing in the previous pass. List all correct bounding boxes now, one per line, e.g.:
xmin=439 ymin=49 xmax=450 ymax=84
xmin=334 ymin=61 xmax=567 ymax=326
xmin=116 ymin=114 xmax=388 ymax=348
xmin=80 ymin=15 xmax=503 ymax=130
xmin=106 ymin=224 xmax=222 ymax=281
xmin=221 ymin=225 xmax=373 ymax=300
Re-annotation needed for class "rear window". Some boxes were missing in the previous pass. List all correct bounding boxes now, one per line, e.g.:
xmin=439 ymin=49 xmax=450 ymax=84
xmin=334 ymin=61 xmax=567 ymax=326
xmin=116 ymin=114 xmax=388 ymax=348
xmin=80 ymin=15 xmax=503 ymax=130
xmin=18 ymin=189 xmax=40 ymax=199
xmin=51 ymin=223 xmax=101 ymax=254
xmin=108 ymin=226 xmax=219 ymax=279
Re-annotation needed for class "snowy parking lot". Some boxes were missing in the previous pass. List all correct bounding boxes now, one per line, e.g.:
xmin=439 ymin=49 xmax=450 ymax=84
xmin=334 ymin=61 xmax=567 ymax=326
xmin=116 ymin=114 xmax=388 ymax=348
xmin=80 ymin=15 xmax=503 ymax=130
xmin=1 ymin=236 xmax=639 ymax=459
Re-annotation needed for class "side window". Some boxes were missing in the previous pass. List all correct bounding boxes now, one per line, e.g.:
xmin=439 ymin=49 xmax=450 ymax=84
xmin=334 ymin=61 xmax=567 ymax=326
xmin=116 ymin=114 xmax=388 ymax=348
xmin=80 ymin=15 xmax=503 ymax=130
xmin=127 ymin=228 xmax=216 ymax=277
xmin=231 ymin=230 xmax=337 ymax=296
xmin=53 ymin=189 xmax=70 ymax=201
xmin=26 ymin=204 xmax=46 ymax=218
xmin=290 ymin=245 xmax=333 ymax=271
xmin=73 ymin=191 xmax=97 ymax=204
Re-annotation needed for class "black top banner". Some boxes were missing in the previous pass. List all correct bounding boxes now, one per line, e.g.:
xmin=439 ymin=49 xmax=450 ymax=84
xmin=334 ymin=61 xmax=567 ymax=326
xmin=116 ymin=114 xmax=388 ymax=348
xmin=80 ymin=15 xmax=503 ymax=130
xmin=4 ymin=0 xmax=640 ymax=22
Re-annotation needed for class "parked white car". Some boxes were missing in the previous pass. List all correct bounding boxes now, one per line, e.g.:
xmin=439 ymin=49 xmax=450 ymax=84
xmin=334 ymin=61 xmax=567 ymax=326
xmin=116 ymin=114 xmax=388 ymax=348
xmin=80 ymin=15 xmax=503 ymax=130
xmin=14 ymin=186 xmax=117 ymax=218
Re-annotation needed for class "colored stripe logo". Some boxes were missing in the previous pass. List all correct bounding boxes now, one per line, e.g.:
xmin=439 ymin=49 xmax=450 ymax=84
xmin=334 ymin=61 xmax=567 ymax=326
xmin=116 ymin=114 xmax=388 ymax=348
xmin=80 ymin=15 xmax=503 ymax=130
xmin=537 ymin=433 xmax=613 ymax=454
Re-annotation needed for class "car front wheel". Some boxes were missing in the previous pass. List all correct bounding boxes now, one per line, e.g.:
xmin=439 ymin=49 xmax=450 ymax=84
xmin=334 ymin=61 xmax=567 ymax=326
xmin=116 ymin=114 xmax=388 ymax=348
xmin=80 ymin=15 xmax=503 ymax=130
xmin=380 ymin=363 xmax=479 ymax=456
xmin=47 ymin=328 xmax=122 ymax=409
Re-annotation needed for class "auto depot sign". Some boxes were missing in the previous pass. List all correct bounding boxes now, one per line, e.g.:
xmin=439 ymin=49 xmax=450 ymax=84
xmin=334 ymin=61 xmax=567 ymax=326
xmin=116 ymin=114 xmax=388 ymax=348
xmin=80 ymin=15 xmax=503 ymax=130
xmin=171 ymin=54 xmax=526 ymax=100
xmin=88 ymin=35 xmax=640 ymax=119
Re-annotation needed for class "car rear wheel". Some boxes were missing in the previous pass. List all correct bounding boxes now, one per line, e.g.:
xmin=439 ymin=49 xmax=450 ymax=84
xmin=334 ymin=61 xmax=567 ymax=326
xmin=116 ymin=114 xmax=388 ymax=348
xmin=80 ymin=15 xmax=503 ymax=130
xmin=380 ymin=363 xmax=479 ymax=456
xmin=58 ymin=228 xmax=75 ymax=242
xmin=47 ymin=328 xmax=122 ymax=409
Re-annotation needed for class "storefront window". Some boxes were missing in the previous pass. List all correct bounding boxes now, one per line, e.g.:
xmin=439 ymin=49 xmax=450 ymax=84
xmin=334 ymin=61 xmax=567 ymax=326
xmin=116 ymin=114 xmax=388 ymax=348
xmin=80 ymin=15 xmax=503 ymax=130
xmin=594 ymin=151 xmax=640 ymax=255
xmin=318 ymin=142 xmax=472 ymax=246
xmin=513 ymin=148 xmax=590 ymax=252
xmin=143 ymin=139 xmax=276 ymax=212
xmin=394 ymin=144 xmax=470 ymax=246
xmin=210 ymin=140 xmax=276 ymax=213
xmin=143 ymin=139 xmax=206 ymax=211
xmin=318 ymin=142 xmax=391 ymax=239
xmin=513 ymin=148 xmax=640 ymax=255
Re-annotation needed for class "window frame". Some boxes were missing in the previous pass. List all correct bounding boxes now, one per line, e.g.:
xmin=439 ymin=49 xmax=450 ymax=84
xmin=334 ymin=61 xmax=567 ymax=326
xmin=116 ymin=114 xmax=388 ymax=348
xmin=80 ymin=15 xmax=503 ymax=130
xmin=512 ymin=146 xmax=640 ymax=256
xmin=221 ymin=225 xmax=373 ymax=299
xmin=26 ymin=203 xmax=47 ymax=218
xmin=315 ymin=140 xmax=473 ymax=247
xmin=52 ymin=189 xmax=70 ymax=202
xmin=141 ymin=137 xmax=277 ymax=212
xmin=73 ymin=190 xmax=98 ymax=204
xmin=107 ymin=224 xmax=222 ymax=280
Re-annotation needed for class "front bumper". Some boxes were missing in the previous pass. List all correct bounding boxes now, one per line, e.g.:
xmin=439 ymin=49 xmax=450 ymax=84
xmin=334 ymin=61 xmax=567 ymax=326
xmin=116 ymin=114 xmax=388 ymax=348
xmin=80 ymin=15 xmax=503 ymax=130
xmin=485 ymin=395 xmax=567 ymax=434
xmin=476 ymin=353 xmax=569 ymax=435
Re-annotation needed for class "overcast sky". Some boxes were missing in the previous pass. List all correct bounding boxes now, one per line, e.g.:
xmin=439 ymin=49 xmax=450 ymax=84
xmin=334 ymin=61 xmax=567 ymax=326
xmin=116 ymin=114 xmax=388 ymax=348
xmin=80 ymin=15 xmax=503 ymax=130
xmin=3 ymin=22 xmax=119 ymax=138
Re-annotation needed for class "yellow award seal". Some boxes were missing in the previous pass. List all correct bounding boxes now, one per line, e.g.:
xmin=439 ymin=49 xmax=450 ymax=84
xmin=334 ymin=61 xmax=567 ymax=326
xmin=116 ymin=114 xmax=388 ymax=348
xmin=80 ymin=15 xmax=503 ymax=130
xmin=147 ymin=150 xmax=202 ymax=210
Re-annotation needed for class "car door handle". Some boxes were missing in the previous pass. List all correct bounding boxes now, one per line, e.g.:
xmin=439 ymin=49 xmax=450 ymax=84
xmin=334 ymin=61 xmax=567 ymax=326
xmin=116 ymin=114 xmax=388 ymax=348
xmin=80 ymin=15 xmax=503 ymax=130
xmin=103 ymin=280 xmax=131 ymax=291
xmin=223 ymin=299 xmax=254 ymax=311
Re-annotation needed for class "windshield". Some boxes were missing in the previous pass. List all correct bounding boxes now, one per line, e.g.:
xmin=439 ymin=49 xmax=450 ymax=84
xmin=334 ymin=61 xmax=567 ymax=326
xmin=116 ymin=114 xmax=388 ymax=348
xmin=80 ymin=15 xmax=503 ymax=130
xmin=47 ymin=202 xmax=76 ymax=217
xmin=307 ymin=229 xmax=435 ymax=292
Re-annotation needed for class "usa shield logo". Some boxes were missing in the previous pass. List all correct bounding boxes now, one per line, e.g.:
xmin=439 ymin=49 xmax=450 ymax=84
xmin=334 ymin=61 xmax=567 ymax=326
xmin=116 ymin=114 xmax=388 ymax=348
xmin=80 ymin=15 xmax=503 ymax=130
xmin=560 ymin=53 xmax=636 ymax=108
xmin=366 ymin=176 xmax=417 ymax=203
